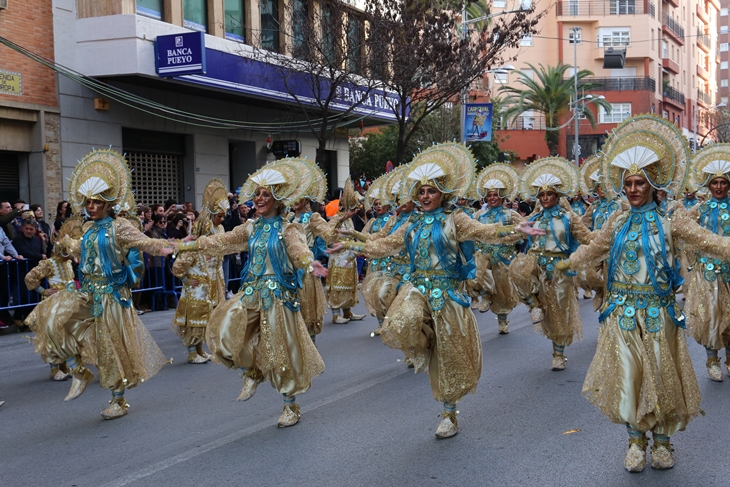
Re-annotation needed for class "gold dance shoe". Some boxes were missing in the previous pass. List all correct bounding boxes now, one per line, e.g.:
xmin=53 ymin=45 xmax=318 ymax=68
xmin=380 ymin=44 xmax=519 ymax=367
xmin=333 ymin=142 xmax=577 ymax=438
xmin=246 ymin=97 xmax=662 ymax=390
xmin=707 ymin=357 xmax=723 ymax=382
xmin=498 ymin=320 xmax=509 ymax=335
xmin=478 ymin=299 xmax=491 ymax=313
xmin=624 ymin=437 xmax=648 ymax=472
xmin=332 ymin=315 xmax=350 ymax=324
xmin=551 ymin=354 xmax=566 ymax=371
xmin=237 ymin=375 xmax=262 ymax=401
xmin=530 ymin=307 xmax=544 ymax=324
xmin=64 ymin=367 xmax=94 ymax=401
xmin=101 ymin=397 xmax=129 ymax=420
xmin=277 ymin=403 xmax=301 ymax=428
xmin=435 ymin=412 xmax=458 ymax=439
xmin=346 ymin=313 xmax=366 ymax=321
xmin=650 ymin=441 xmax=674 ymax=470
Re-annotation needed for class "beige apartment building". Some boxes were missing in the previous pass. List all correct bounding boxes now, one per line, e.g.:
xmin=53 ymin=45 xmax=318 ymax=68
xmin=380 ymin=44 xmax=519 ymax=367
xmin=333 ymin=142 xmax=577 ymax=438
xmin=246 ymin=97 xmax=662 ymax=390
xmin=487 ymin=0 xmax=720 ymax=162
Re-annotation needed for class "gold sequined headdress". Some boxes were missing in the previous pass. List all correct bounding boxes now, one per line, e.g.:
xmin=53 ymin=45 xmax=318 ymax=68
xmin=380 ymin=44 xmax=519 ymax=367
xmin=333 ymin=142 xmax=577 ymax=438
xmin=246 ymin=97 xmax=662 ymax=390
xmin=477 ymin=163 xmax=519 ymax=201
xmin=600 ymin=115 xmax=689 ymax=199
xmin=340 ymin=178 xmax=362 ymax=210
xmin=384 ymin=164 xmax=409 ymax=207
xmin=518 ymin=157 xmax=579 ymax=200
xmin=690 ymin=143 xmax=730 ymax=189
xmin=579 ymin=155 xmax=601 ymax=196
xmin=67 ymin=149 xmax=132 ymax=214
xmin=301 ymin=160 xmax=328 ymax=204
xmin=400 ymin=142 xmax=476 ymax=204
xmin=364 ymin=173 xmax=390 ymax=212
xmin=193 ymin=178 xmax=229 ymax=237
xmin=239 ymin=157 xmax=315 ymax=208
xmin=53 ymin=215 xmax=85 ymax=256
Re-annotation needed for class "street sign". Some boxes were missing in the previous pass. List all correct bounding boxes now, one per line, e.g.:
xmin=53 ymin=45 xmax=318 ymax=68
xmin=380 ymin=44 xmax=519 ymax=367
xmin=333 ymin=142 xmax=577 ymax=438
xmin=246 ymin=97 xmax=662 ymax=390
xmin=155 ymin=32 xmax=206 ymax=77
xmin=464 ymin=103 xmax=493 ymax=142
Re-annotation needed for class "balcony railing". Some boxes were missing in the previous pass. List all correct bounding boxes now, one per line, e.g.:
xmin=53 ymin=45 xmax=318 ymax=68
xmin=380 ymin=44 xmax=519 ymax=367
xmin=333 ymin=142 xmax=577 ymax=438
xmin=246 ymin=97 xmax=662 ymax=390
xmin=497 ymin=113 xmax=548 ymax=131
xmin=556 ymin=0 xmax=653 ymax=16
xmin=663 ymin=85 xmax=685 ymax=105
xmin=663 ymin=13 xmax=685 ymax=41
xmin=577 ymin=76 xmax=656 ymax=92
xmin=648 ymin=1 xmax=655 ymax=17
xmin=697 ymin=29 xmax=711 ymax=49
xmin=698 ymin=89 xmax=712 ymax=106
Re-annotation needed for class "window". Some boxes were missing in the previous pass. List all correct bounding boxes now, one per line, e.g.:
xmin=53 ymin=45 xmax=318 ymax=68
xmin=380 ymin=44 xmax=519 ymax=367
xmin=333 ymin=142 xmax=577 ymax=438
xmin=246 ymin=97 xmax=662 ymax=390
xmin=321 ymin=4 xmax=339 ymax=65
xmin=662 ymin=110 xmax=669 ymax=119
xmin=520 ymin=0 xmax=532 ymax=9
xmin=494 ymin=72 xmax=509 ymax=84
xmin=650 ymin=29 xmax=654 ymax=50
xmin=662 ymin=40 xmax=668 ymax=58
xmin=722 ymin=79 xmax=729 ymax=88
xmin=723 ymin=26 xmax=729 ymax=34
xmin=520 ymin=35 xmax=533 ymax=46
xmin=494 ymin=0 xmax=506 ymax=7
xmin=722 ymin=8 xmax=728 ymax=16
xmin=568 ymin=29 xmax=582 ymax=44
xmin=600 ymin=103 xmax=631 ymax=123
xmin=224 ymin=0 xmax=245 ymax=41
xmin=722 ymin=43 xmax=729 ymax=52
xmin=347 ymin=15 xmax=363 ymax=74
xmin=521 ymin=69 xmax=534 ymax=81
xmin=137 ymin=0 xmax=162 ymax=19
xmin=569 ymin=0 xmax=579 ymax=15
xmin=723 ymin=61 xmax=729 ymax=70
xmin=610 ymin=0 xmax=636 ymax=15
xmin=597 ymin=28 xmax=630 ymax=47
xmin=723 ymin=96 xmax=730 ymax=104
xmin=260 ymin=0 xmax=280 ymax=52
xmin=292 ymin=0 xmax=309 ymax=59
xmin=183 ymin=0 xmax=207 ymax=32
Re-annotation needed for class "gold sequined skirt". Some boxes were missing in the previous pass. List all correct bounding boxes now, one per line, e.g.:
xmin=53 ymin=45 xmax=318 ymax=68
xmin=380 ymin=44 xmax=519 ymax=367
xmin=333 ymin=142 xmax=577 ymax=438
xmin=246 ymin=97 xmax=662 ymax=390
xmin=34 ymin=291 xmax=166 ymax=391
xmin=684 ymin=271 xmax=730 ymax=351
xmin=325 ymin=250 xmax=359 ymax=309
xmin=510 ymin=253 xmax=582 ymax=346
xmin=299 ymin=272 xmax=325 ymax=336
xmin=205 ymin=290 xmax=325 ymax=396
xmin=582 ymin=312 xmax=701 ymax=435
xmin=25 ymin=289 xmax=84 ymax=365
xmin=381 ymin=282 xmax=482 ymax=404
xmin=361 ymin=271 xmax=399 ymax=321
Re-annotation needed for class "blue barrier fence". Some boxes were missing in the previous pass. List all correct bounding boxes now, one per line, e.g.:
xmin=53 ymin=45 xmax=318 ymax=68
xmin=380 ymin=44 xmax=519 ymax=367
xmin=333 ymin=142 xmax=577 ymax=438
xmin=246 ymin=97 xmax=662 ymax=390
xmin=0 ymin=252 xmax=248 ymax=317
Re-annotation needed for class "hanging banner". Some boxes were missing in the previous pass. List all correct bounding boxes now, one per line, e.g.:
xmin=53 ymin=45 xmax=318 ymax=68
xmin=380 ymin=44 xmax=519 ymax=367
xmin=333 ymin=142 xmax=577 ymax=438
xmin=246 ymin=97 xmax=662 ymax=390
xmin=464 ymin=103 xmax=493 ymax=142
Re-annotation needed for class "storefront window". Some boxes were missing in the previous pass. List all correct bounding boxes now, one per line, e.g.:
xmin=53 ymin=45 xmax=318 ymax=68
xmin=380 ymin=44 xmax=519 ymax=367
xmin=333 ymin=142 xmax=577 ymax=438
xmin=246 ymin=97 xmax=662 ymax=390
xmin=137 ymin=0 xmax=162 ymax=19
xmin=184 ymin=0 xmax=208 ymax=32
xmin=225 ymin=0 xmax=245 ymax=41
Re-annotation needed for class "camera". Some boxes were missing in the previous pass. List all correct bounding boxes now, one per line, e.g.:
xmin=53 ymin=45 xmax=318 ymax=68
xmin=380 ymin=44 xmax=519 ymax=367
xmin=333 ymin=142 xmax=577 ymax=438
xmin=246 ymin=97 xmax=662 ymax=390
xmin=176 ymin=204 xmax=184 ymax=210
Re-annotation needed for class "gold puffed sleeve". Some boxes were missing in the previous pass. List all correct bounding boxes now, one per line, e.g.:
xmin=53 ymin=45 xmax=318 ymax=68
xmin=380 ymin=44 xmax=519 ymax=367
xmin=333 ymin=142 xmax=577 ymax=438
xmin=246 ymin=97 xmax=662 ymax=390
xmin=672 ymin=206 xmax=730 ymax=261
xmin=283 ymin=222 xmax=315 ymax=269
xmin=687 ymin=202 xmax=701 ymax=221
xmin=115 ymin=218 xmax=171 ymax=256
xmin=24 ymin=259 xmax=53 ymax=290
xmin=343 ymin=221 xmax=408 ymax=259
xmin=581 ymin=204 xmax=594 ymax=229
xmin=190 ymin=220 xmax=251 ymax=257
xmin=569 ymin=211 xmax=594 ymax=245
xmin=171 ymin=250 xmax=195 ymax=279
xmin=452 ymin=209 xmax=520 ymax=245
xmin=309 ymin=212 xmax=340 ymax=245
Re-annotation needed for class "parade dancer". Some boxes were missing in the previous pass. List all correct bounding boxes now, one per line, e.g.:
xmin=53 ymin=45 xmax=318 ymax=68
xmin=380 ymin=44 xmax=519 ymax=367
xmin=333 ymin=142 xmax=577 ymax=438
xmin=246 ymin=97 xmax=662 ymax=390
xmin=556 ymin=116 xmax=730 ymax=471
xmin=683 ymin=144 xmax=730 ymax=382
xmin=468 ymin=164 xmax=523 ymax=334
xmin=509 ymin=157 xmax=592 ymax=370
xmin=48 ymin=150 xmax=172 ymax=419
xmin=328 ymin=143 xmax=544 ymax=438
xmin=178 ymin=158 xmax=327 ymax=427
xmin=24 ymin=217 xmax=84 ymax=381
xmin=288 ymin=160 xmax=328 ymax=344
xmin=171 ymin=179 xmax=228 ymax=364
xmin=308 ymin=179 xmax=365 ymax=324
xmin=340 ymin=165 xmax=415 ymax=337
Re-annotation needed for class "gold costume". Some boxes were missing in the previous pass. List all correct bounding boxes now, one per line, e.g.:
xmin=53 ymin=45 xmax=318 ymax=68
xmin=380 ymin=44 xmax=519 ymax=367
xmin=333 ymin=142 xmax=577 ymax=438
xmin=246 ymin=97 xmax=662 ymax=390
xmin=172 ymin=224 xmax=225 ymax=347
xmin=48 ymin=217 xmax=169 ymax=391
xmin=346 ymin=209 xmax=518 ymax=404
xmin=188 ymin=218 xmax=325 ymax=396
xmin=290 ymin=212 xmax=327 ymax=337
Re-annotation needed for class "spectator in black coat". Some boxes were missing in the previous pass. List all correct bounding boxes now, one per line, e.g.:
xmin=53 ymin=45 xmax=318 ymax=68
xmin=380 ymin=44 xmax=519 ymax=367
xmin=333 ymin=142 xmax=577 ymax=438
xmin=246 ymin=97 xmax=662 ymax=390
xmin=11 ymin=219 xmax=44 ymax=322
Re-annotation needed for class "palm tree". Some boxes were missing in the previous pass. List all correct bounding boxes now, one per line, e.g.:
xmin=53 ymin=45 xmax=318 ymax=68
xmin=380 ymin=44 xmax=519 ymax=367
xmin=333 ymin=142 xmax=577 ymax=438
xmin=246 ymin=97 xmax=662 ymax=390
xmin=499 ymin=63 xmax=611 ymax=156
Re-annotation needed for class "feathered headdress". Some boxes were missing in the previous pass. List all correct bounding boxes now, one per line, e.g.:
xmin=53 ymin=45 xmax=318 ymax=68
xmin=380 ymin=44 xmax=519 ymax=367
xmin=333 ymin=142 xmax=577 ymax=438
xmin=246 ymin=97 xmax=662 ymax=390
xmin=518 ymin=157 xmax=579 ymax=200
xmin=67 ymin=149 xmax=132 ymax=214
xmin=476 ymin=163 xmax=519 ymax=200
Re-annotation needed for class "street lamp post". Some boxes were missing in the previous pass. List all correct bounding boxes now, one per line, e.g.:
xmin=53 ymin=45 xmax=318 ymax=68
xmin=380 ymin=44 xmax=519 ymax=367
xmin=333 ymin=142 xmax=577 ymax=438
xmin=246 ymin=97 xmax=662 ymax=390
xmin=572 ymin=26 xmax=581 ymax=165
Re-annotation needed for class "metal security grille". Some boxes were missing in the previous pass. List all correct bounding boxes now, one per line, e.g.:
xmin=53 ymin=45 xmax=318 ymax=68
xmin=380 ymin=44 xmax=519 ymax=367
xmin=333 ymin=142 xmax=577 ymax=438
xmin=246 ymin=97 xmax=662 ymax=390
xmin=0 ymin=151 xmax=20 ymax=202
xmin=127 ymin=152 xmax=183 ymax=207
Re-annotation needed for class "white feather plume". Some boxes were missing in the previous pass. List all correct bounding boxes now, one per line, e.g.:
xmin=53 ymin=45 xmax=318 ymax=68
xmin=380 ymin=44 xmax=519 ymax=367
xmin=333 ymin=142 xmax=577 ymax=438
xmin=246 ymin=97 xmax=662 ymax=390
xmin=610 ymin=146 xmax=659 ymax=170
xmin=78 ymin=176 xmax=110 ymax=198
xmin=407 ymin=163 xmax=445 ymax=182
xmin=369 ymin=188 xmax=381 ymax=199
xmin=702 ymin=159 xmax=730 ymax=175
xmin=251 ymin=169 xmax=286 ymax=186
xmin=483 ymin=178 xmax=506 ymax=190
xmin=589 ymin=170 xmax=600 ymax=182
xmin=218 ymin=199 xmax=230 ymax=211
xmin=391 ymin=181 xmax=401 ymax=195
xmin=531 ymin=173 xmax=562 ymax=188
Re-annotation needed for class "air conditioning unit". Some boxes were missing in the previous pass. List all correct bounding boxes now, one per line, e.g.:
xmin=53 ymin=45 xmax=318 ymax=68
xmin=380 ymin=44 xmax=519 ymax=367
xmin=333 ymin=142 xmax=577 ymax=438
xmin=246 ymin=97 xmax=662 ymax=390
xmin=0 ymin=0 xmax=8 ymax=10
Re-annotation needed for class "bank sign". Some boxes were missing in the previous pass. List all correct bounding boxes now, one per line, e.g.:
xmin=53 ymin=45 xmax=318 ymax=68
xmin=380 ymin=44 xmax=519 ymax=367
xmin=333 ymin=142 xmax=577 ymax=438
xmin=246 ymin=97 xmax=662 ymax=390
xmin=155 ymin=32 xmax=206 ymax=76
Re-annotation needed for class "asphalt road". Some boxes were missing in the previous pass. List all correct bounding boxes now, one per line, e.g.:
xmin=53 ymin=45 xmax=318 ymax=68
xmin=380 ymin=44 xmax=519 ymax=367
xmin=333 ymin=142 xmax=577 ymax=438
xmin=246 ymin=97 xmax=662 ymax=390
xmin=1 ymin=294 xmax=729 ymax=487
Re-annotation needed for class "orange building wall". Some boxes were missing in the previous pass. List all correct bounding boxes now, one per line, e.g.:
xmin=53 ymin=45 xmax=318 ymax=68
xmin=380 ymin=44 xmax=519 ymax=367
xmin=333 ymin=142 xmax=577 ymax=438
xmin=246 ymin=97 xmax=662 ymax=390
xmin=0 ymin=0 xmax=58 ymax=107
